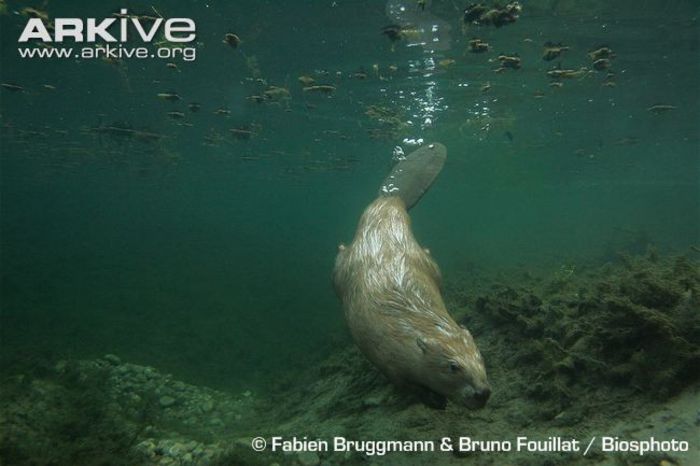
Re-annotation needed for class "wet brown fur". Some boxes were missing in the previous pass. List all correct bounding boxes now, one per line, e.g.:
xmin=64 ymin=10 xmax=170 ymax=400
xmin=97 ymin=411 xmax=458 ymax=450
xmin=334 ymin=196 xmax=490 ymax=408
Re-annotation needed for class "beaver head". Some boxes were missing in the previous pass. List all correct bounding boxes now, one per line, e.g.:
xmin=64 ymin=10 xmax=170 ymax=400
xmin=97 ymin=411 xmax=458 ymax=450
xmin=415 ymin=324 xmax=490 ymax=409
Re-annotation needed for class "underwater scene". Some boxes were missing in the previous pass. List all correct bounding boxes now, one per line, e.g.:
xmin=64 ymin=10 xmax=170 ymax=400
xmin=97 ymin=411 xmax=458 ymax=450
xmin=1 ymin=0 xmax=698 ymax=465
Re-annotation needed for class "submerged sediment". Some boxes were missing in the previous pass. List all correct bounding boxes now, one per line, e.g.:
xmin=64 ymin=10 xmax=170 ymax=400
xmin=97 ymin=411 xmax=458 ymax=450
xmin=1 ymin=252 xmax=698 ymax=465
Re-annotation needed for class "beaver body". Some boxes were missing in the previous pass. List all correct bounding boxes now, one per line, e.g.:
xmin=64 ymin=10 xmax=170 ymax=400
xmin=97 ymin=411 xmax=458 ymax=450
xmin=333 ymin=143 xmax=490 ymax=408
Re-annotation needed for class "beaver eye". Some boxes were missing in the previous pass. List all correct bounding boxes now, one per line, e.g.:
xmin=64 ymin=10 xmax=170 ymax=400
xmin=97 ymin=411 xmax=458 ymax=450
xmin=448 ymin=361 xmax=461 ymax=373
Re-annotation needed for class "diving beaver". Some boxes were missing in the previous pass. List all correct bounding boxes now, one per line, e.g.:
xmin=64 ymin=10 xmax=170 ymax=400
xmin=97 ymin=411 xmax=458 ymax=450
xmin=333 ymin=143 xmax=490 ymax=409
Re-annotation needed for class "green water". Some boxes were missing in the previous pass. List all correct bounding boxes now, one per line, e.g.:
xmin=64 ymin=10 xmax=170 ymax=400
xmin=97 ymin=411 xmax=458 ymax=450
xmin=1 ymin=0 xmax=698 ymax=397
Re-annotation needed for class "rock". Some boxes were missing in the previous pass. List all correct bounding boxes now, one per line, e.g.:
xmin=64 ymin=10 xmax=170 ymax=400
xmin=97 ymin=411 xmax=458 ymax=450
xmin=201 ymin=399 xmax=214 ymax=412
xmin=159 ymin=396 xmax=177 ymax=408
xmin=103 ymin=354 xmax=121 ymax=365
xmin=209 ymin=417 xmax=224 ymax=427
xmin=297 ymin=451 xmax=320 ymax=466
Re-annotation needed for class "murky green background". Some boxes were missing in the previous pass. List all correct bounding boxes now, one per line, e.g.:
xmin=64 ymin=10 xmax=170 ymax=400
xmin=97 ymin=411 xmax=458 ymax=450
xmin=1 ymin=0 xmax=698 ymax=392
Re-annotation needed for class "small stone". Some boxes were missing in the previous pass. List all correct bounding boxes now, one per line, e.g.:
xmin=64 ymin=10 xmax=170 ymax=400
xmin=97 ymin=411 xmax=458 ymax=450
xmin=159 ymin=396 xmax=176 ymax=408
xmin=363 ymin=396 xmax=382 ymax=407
xmin=297 ymin=451 xmax=320 ymax=466
xmin=201 ymin=399 xmax=214 ymax=412
xmin=232 ymin=437 xmax=252 ymax=449
xmin=103 ymin=354 xmax=121 ymax=365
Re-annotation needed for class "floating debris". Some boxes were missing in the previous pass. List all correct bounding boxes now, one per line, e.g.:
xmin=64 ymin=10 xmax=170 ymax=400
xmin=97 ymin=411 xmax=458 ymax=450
xmin=223 ymin=33 xmax=241 ymax=49
xmin=1 ymin=83 xmax=25 ymax=92
xmin=20 ymin=6 xmax=49 ymax=21
xmin=41 ymin=84 xmax=56 ymax=91
xmin=542 ymin=42 xmax=569 ymax=61
xmin=214 ymin=107 xmax=232 ymax=116
xmin=202 ymin=130 xmax=227 ymax=147
xmin=352 ymin=69 xmax=368 ymax=79
xmin=547 ymin=66 xmax=589 ymax=80
xmin=480 ymin=82 xmax=491 ymax=93
xmin=464 ymin=2 xmax=521 ymax=28
xmin=88 ymin=123 xmax=165 ymax=143
xmin=302 ymin=85 xmax=336 ymax=94
xmin=298 ymin=75 xmax=315 ymax=86
xmin=463 ymin=3 xmax=488 ymax=23
xmin=167 ymin=111 xmax=186 ymax=120
xmin=166 ymin=62 xmax=180 ymax=72
xmin=592 ymin=58 xmax=611 ymax=71
xmin=468 ymin=38 xmax=490 ymax=53
xmin=157 ymin=92 xmax=181 ymax=102
xmin=613 ymin=137 xmax=639 ymax=145
xmin=246 ymin=95 xmax=265 ymax=104
xmin=588 ymin=46 xmax=615 ymax=61
xmin=496 ymin=54 xmax=521 ymax=70
xmin=438 ymin=58 xmax=456 ymax=69
xmin=111 ymin=7 xmax=161 ymax=22
xmin=263 ymin=86 xmax=291 ymax=101
xmin=230 ymin=127 xmax=255 ymax=140
xmin=381 ymin=24 xmax=404 ymax=43
xmin=647 ymin=104 xmax=677 ymax=114
xmin=188 ymin=102 xmax=201 ymax=112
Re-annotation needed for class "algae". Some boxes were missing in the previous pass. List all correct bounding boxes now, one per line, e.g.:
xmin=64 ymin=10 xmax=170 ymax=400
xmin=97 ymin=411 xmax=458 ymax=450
xmin=1 ymin=252 xmax=698 ymax=465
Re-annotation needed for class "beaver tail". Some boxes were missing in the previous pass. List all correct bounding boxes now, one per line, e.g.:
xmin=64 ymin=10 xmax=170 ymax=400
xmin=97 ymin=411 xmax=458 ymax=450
xmin=379 ymin=143 xmax=447 ymax=210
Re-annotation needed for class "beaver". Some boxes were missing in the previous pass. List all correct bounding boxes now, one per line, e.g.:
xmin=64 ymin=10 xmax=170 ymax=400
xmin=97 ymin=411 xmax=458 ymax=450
xmin=333 ymin=143 xmax=491 ymax=409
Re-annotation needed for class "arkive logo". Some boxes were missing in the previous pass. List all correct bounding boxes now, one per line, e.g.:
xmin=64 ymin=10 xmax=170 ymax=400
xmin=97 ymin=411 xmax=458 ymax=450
xmin=16 ymin=9 xmax=198 ymax=61
xmin=18 ymin=9 xmax=196 ymax=43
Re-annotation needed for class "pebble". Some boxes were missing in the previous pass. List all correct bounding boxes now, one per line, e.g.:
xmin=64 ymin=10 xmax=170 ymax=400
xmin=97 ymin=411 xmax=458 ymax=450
xmin=159 ymin=396 xmax=177 ymax=408
xmin=103 ymin=354 xmax=121 ymax=365
xmin=362 ymin=395 xmax=382 ymax=407
xmin=297 ymin=451 xmax=320 ymax=466
xmin=209 ymin=417 xmax=224 ymax=427
xmin=201 ymin=399 xmax=214 ymax=412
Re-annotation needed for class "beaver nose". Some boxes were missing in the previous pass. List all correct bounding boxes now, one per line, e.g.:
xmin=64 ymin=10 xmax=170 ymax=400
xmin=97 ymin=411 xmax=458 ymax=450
xmin=472 ymin=387 xmax=491 ymax=407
